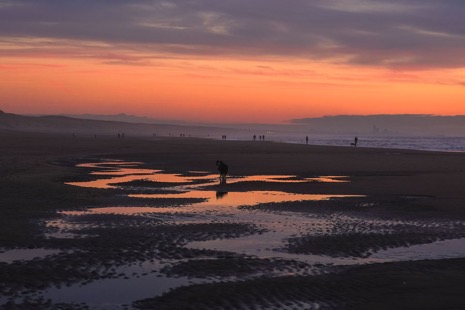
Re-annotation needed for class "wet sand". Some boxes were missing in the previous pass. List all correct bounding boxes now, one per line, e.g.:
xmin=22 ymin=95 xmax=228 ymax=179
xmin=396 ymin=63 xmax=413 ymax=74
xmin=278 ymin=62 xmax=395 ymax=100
xmin=2 ymin=131 xmax=465 ymax=309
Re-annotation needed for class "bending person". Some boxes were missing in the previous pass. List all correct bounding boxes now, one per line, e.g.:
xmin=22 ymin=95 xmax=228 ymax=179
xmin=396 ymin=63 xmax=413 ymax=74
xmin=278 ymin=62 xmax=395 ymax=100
xmin=216 ymin=160 xmax=229 ymax=184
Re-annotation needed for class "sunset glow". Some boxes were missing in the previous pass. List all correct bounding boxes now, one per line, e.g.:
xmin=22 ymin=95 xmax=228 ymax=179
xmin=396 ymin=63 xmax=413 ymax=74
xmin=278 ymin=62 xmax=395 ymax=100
xmin=1 ymin=1 xmax=465 ymax=123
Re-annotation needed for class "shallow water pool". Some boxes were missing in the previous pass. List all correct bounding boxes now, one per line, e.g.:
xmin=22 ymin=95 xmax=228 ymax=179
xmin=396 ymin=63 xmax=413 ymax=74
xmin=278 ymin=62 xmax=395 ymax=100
xmin=4 ymin=159 xmax=465 ymax=308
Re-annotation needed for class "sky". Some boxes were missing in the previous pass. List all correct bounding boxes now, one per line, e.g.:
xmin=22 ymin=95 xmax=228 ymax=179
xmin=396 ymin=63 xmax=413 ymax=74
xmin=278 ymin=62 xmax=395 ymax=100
xmin=1 ymin=0 xmax=465 ymax=123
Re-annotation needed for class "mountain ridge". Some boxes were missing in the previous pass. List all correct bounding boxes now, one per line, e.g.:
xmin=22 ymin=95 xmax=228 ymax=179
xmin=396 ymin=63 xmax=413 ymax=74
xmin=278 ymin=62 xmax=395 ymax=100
xmin=2 ymin=111 xmax=465 ymax=137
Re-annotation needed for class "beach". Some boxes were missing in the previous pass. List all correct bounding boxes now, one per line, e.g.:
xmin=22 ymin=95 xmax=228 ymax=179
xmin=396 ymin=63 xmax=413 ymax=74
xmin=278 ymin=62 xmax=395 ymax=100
xmin=1 ymin=131 xmax=465 ymax=309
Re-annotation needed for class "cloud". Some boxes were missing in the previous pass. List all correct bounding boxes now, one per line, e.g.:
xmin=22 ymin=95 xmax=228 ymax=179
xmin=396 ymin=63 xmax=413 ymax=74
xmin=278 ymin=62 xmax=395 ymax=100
xmin=0 ymin=0 xmax=464 ymax=69
xmin=316 ymin=0 xmax=423 ymax=13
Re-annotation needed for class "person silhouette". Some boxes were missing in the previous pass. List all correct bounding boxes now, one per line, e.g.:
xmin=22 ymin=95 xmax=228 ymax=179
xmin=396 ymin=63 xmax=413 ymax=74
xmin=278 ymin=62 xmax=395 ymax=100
xmin=216 ymin=160 xmax=229 ymax=184
xmin=351 ymin=137 xmax=358 ymax=147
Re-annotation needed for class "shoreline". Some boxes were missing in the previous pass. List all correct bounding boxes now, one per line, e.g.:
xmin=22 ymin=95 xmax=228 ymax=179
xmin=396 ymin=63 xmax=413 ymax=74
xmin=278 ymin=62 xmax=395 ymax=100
xmin=3 ymin=129 xmax=465 ymax=154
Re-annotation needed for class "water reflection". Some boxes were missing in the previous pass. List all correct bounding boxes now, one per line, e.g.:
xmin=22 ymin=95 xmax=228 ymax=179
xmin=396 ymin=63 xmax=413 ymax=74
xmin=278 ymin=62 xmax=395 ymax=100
xmin=61 ymin=161 xmax=465 ymax=263
xmin=77 ymin=161 xmax=160 ymax=175
xmin=44 ymin=271 xmax=197 ymax=307
xmin=56 ymin=191 xmax=361 ymax=218
xmin=66 ymin=160 xmax=348 ymax=190
xmin=0 ymin=249 xmax=62 ymax=263
xmin=216 ymin=191 xmax=228 ymax=199
xmin=38 ymin=159 xmax=465 ymax=308
xmin=129 ymin=190 xmax=359 ymax=207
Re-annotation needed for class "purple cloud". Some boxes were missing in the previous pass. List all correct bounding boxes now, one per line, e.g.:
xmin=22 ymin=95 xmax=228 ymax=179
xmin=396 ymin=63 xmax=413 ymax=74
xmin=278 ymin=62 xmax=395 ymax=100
xmin=0 ymin=0 xmax=464 ymax=69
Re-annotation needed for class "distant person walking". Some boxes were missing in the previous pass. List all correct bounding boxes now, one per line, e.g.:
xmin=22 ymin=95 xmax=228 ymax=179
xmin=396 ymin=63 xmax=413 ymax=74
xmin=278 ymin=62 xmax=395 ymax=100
xmin=306 ymin=136 xmax=308 ymax=144
xmin=351 ymin=136 xmax=358 ymax=147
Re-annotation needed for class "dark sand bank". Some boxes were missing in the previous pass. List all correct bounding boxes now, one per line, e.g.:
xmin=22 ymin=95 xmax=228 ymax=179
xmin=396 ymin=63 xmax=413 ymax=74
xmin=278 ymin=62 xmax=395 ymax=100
xmin=1 ymin=131 xmax=465 ymax=309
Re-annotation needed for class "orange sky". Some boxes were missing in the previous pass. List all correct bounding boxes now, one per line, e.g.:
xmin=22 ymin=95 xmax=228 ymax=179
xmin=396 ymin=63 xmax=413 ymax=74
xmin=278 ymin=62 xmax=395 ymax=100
xmin=2 ymin=52 xmax=464 ymax=123
xmin=1 ymin=1 xmax=465 ymax=123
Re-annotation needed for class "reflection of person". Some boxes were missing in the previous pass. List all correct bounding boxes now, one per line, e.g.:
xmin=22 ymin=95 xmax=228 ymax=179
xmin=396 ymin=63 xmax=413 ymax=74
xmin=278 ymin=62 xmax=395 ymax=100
xmin=216 ymin=160 xmax=229 ymax=184
xmin=216 ymin=191 xmax=228 ymax=199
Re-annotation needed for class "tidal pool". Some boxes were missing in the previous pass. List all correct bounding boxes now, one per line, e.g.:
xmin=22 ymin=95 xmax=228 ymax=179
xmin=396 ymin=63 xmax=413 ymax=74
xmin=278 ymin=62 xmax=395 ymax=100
xmin=65 ymin=160 xmax=348 ymax=190
xmin=57 ymin=161 xmax=465 ymax=266
xmin=7 ymin=159 xmax=465 ymax=308
xmin=0 ymin=248 xmax=62 ymax=263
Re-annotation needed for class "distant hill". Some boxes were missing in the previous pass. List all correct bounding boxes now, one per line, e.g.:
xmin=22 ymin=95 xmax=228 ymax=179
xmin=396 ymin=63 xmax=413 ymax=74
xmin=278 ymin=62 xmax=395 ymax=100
xmin=0 ymin=111 xmax=236 ymax=138
xmin=291 ymin=115 xmax=465 ymax=136
xmin=53 ymin=113 xmax=189 ymax=125
xmin=2 ymin=111 xmax=464 ymax=138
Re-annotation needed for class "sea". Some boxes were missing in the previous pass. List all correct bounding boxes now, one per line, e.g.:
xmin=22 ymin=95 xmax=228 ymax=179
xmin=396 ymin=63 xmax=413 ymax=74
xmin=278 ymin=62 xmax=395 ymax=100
xmin=291 ymin=135 xmax=465 ymax=153
xmin=229 ymin=133 xmax=465 ymax=153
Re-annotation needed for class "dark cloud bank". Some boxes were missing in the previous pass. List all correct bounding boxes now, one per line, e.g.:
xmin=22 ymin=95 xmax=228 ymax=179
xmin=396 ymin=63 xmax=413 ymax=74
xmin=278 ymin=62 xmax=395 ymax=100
xmin=1 ymin=0 xmax=464 ymax=69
